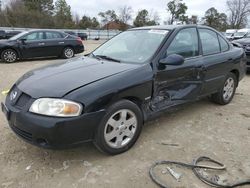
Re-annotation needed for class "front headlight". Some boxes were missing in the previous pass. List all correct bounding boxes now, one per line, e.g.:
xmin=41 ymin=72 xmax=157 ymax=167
xmin=29 ymin=98 xmax=82 ymax=117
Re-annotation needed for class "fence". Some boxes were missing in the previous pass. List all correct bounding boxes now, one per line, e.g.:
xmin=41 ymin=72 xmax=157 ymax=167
xmin=0 ymin=27 xmax=121 ymax=40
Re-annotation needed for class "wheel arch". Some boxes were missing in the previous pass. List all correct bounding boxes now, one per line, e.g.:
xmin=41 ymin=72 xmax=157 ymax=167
xmin=230 ymin=69 xmax=239 ymax=86
xmin=0 ymin=47 xmax=20 ymax=59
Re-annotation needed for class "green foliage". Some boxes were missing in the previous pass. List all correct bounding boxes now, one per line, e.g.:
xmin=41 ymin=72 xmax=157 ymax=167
xmin=167 ymin=0 xmax=187 ymax=24
xmin=98 ymin=10 xmax=118 ymax=26
xmin=133 ymin=9 xmax=158 ymax=27
xmin=78 ymin=16 xmax=100 ymax=29
xmin=54 ymin=0 xmax=74 ymax=28
xmin=204 ymin=7 xmax=228 ymax=31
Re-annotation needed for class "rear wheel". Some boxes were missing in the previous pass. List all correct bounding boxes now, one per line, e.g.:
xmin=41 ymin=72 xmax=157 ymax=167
xmin=1 ymin=49 xmax=18 ymax=63
xmin=210 ymin=72 xmax=237 ymax=105
xmin=62 ymin=47 xmax=74 ymax=59
xmin=94 ymin=100 xmax=143 ymax=155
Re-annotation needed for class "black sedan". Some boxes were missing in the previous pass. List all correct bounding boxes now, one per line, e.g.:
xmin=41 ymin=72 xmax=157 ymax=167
xmin=1 ymin=25 xmax=246 ymax=155
xmin=0 ymin=30 xmax=84 ymax=63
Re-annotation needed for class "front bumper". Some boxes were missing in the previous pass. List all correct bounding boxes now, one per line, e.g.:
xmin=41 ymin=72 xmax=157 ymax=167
xmin=1 ymin=92 xmax=105 ymax=149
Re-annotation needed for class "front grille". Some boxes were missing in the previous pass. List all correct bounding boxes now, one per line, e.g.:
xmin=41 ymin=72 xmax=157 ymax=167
xmin=16 ymin=93 xmax=31 ymax=108
xmin=10 ymin=125 xmax=32 ymax=141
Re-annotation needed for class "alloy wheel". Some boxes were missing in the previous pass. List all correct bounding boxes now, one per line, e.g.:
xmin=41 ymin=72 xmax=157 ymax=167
xmin=104 ymin=109 xmax=138 ymax=149
xmin=223 ymin=77 xmax=234 ymax=101
xmin=64 ymin=48 xmax=74 ymax=58
xmin=3 ymin=50 xmax=17 ymax=63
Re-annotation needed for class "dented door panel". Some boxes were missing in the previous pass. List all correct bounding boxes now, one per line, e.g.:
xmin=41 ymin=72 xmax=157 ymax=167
xmin=153 ymin=57 xmax=204 ymax=110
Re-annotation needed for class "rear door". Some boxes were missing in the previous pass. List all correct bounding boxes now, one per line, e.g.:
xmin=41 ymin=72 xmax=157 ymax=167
xmin=153 ymin=27 xmax=205 ymax=110
xmin=198 ymin=28 xmax=232 ymax=96
xmin=19 ymin=31 xmax=46 ymax=58
xmin=44 ymin=31 xmax=66 ymax=56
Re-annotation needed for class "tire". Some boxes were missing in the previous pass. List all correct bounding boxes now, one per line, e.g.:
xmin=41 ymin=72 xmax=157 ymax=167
xmin=94 ymin=100 xmax=143 ymax=155
xmin=210 ymin=72 xmax=237 ymax=105
xmin=62 ymin=47 xmax=74 ymax=59
xmin=1 ymin=49 xmax=18 ymax=63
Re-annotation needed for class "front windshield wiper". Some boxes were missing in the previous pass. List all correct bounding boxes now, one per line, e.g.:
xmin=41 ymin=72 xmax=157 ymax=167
xmin=92 ymin=54 xmax=121 ymax=63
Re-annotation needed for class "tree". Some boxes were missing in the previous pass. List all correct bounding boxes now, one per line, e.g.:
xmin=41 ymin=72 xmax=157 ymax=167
xmin=98 ymin=10 xmax=118 ymax=29
xmin=204 ymin=7 xmax=228 ymax=31
xmin=227 ymin=0 xmax=250 ymax=29
xmin=23 ymin=0 xmax=54 ymax=15
xmin=133 ymin=9 xmax=159 ymax=27
xmin=78 ymin=15 xmax=100 ymax=29
xmin=54 ymin=0 xmax=74 ymax=28
xmin=167 ymin=0 xmax=188 ymax=24
xmin=118 ymin=6 xmax=132 ymax=30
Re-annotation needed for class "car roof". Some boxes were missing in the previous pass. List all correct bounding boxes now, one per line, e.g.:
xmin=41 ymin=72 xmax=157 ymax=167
xmin=129 ymin=24 xmax=215 ymax=31
xmin=24 ymin=29 xmax=65 ymax=33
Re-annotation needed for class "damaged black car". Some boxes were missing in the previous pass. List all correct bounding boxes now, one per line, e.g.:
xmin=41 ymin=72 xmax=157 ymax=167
xmin=1 ymin=25 xmax=247 ymax=155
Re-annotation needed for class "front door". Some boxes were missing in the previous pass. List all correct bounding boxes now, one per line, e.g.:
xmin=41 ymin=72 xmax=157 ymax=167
xmin=19 ymin=31 xmax=46 ymax=58
xmin=153 ymin=27 xmax=205 ymax=110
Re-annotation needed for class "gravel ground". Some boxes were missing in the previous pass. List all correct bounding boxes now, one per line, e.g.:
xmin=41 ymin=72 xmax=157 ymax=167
xmin=0 ymin=40 xmax=249 ymax=188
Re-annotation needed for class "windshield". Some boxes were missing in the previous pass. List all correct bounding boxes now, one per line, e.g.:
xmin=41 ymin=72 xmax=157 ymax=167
xmin=9 ymin=31 xmax=28 ymax=40
xmin=92 ymin=29 xmax=169 ymax=64
xmin=234 ymin=32 xmax=246 ymax=37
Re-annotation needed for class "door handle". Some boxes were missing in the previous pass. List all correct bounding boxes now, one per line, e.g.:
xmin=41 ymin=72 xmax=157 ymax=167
xmin=59 ymin=42 xmax=64 ymax=44
xmin=196 ymin=65 xmax=207 ymax=72
xmin=38 ymin=43 xmax=45 ymax=46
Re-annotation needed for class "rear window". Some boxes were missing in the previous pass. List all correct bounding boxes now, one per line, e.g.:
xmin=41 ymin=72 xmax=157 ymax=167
xmin=199 ymin=29 xmax=220 ymax=55
xmin=218 ymin=36 xmax=229 ymax=52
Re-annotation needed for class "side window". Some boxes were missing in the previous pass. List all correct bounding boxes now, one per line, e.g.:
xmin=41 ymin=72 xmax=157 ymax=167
xmin=199 ymin=29 xmax=220 ymax=55
xmin=23 ymin=32 xmax=44 ymax=41
xmin=45 ymin=32 xmax=63 ymax=40
xmin=167 ymin=28 xmax=199 ymax=59
xmin=218 ymin=36 xmax=229 ymax=52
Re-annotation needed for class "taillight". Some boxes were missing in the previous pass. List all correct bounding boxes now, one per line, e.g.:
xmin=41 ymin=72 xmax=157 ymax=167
xmin=77 ymin=37 xmax=82 ymax=44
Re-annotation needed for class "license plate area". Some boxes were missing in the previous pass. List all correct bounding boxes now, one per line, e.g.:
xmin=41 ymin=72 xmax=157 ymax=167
xmin=1 ymin=102 xmax=10 ymax=120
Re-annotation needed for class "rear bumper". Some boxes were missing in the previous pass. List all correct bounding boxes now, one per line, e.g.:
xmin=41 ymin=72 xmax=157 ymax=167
xmin=245 ymin=54 xmax=250 ymax=71
xmin=2 ymin=98 xmax=105 ymax=149
xmin=75 ymin=45 xmax=84 ymax=54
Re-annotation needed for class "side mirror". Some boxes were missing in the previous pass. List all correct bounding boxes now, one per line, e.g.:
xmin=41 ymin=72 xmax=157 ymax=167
xmin=159 ymin=54 xmax=185 ymax=66
xmin=19 ymin=38 xmax=27 ymax=44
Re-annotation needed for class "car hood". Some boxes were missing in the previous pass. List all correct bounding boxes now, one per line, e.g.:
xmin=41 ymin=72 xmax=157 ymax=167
xmin=16 ymin=57 xmax=139 ymax=98
xmin=234 ymin=38 xmax=250 ymax=44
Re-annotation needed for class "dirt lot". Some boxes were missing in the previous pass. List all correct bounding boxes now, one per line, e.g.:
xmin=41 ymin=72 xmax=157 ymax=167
xmin=0 ymin=40 xmax=249 ymax=188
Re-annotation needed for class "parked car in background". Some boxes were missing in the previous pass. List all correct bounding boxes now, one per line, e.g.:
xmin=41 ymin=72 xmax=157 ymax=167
xmin=0 ymin=30 xmax=84 ymax=63
xmin=0 ymin=30 xmax=6 ymax=39
xmin=233 ymin=34 xmax=250 ymax=71
xmin=225 ymin=29 xmax=237 ymax=40
xmin=232 ymin=29 xmax=250 ymax=40
xmin=1 ymin=25 xmax=246 ymax=155
xmin=64 ymin=31 xmax=78 ymax=37
xmin=77 ymin=32 xmax=88 ymax=40
xmin=5 ymin=30 xmax=22 ymax=39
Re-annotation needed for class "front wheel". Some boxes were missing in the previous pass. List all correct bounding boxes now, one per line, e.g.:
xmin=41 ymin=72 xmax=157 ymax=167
xmin=94 ymin=100 xmax=143 ymax=155
xmin=1 ymin=49 xmax=18 ymax=63
xmin=210 ymin=72 xmax=237 ymax=105
xmin=62 ymin=47 xmax=74 ymax=59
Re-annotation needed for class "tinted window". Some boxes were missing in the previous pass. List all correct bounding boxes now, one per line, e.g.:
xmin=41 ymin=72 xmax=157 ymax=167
xmin=199 ymin=29 xmax=220 ymax=55
xmin=45 ymin=32 xmax=63 ymax=39
xmin=218 ymin=36 xmax=229 ymax=52
xmin=23 ymin=32 xmax=44 ymax=41
xmin=167 ymin=28 xmax=199 ymax=58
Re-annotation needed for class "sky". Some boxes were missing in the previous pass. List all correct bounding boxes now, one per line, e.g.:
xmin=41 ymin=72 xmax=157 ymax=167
xmin=66 ymin=0 xmax=228 ymax=23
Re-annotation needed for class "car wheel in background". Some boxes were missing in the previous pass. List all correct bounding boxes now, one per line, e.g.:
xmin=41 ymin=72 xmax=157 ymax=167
xmin=62 ymin=47 xmax=74 ymax=59
xmin=210 ymin=72 xmax=237 ymax=105
xmin=94 ymin=100 xmax=143 ymax=155
xmin=1 ymin=49 xmax=18 ymax=63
